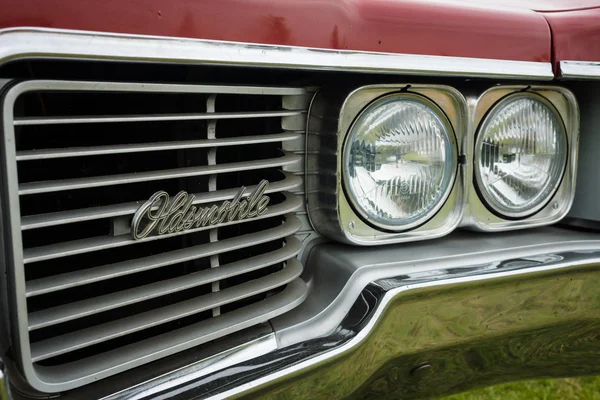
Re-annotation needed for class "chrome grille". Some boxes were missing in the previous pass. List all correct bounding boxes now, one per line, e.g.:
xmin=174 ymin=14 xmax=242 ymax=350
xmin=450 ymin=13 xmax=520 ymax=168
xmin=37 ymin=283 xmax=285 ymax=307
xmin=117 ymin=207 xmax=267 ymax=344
xmin=0 ymin=80 xmax=310 ymax=392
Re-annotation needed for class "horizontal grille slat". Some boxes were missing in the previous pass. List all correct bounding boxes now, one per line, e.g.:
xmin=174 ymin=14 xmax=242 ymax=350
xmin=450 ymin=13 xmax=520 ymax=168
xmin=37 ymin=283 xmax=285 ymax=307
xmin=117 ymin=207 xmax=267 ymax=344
xmin=23 ymin=196 xmax=302 ymax=264
xmin=14 ymin=110 xmax=304 ymax=126
xmin=7 ymin=80 xmax=307 ymax=96
xmin=16 ymin=132 xmax=302 ymax=160
xmin=26 ymin=219 xmax=302 ymax=297
xmin=30 ymin=240 xmax=302 ymax=360
xmin=21 ymin=172 xmax=302 ymax=230
xmin=19 ymin=152 xmax=301 ymax=195
xmin=29 ymin=249 xmax=302 ymax=332
xmin=32 ymin=279 xmax=308 ymax=383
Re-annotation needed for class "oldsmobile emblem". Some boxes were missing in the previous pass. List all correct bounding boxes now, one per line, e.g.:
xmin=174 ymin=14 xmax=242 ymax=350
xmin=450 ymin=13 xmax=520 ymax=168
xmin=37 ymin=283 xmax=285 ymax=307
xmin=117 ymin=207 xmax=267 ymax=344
xmin=132 ymin=180 xmax=270 ymax=240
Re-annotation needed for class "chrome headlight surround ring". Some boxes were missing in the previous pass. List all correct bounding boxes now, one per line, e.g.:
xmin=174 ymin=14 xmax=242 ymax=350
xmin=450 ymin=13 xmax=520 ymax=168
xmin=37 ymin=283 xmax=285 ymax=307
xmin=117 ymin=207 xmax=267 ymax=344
xmin=306 ymin=84 xmax=468 ymax=245
xmin=474 ymin=91 xmax=569 ymax=220
xmin=341 ymin=92 xmax=459 ymax=232
xmin=462 ymin=85 xmax=579 ymax=232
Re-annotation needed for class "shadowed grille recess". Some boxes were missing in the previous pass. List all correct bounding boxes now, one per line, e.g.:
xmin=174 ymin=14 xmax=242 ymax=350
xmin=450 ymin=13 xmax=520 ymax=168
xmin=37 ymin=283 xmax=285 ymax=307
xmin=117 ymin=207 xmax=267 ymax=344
xmin=1 ymin=80 xmax=310 ymax=390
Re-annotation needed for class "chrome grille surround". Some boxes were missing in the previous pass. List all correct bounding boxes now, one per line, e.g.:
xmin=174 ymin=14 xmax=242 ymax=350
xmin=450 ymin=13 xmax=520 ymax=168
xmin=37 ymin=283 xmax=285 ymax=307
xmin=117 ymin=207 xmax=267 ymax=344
xmin=0 ymin=79 xmax=310 ymax=393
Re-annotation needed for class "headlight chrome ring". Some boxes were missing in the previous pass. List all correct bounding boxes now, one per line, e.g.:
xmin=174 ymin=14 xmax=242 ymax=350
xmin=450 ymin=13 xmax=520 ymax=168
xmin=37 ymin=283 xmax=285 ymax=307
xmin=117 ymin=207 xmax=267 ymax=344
xmin=474 ymin=92 xmax=568 ymax=220
xmin=342 ymin=92 xmax=458 ymax=231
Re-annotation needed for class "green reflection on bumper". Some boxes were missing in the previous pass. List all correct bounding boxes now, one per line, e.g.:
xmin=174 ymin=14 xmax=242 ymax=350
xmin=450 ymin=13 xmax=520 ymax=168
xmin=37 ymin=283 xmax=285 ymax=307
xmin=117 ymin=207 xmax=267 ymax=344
xmin=244 ymin=263 xmax=600 ymax=399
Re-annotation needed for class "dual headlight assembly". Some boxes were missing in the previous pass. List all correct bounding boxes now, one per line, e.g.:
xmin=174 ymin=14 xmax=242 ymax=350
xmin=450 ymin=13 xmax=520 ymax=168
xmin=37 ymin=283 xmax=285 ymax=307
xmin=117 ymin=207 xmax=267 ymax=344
xmin=306 ymin=84 xmax=578 ymax=244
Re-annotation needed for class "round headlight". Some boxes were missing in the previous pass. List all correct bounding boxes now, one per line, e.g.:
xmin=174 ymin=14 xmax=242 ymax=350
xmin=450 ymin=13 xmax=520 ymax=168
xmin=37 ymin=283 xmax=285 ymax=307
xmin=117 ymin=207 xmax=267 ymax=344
xmin=343 ymin=93 xmax=458 ymax=231
xmin=475 ymin=92 xmax=567 ymax=219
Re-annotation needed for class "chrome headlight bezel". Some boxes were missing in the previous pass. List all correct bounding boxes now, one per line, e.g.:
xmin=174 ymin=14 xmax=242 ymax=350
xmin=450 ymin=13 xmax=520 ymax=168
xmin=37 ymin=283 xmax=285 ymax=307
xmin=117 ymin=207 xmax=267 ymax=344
xmin=306 ymin=84 xmax=468 ymax=245
xmin=342 ymin=92 xmax=459 ymax=232
xmin=474 ymin=92 xmax=568 ymax=220
xmin=462 ymin=85 xmax=579 ymax=231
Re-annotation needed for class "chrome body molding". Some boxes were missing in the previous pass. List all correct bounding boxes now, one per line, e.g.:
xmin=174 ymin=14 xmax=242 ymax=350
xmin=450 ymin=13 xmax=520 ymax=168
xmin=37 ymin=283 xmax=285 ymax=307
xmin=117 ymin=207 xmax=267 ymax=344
xmin=93 ymin=227 xmax=600 ymax=399
xmin=561 ymin=61 xmax=600 ymax=79
xmin=0 ymin=28 xmax=554 ymax=80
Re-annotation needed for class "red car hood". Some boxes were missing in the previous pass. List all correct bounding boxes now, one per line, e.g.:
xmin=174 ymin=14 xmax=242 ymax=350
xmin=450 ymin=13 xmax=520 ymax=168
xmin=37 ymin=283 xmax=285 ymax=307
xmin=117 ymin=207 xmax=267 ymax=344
xmin=462 ymin=0 xmax=600 ymax=65
xmin=0 ymin=0 xmax=551 ymax=63
xmin=0 ymin=0 xmax=598 ymax=69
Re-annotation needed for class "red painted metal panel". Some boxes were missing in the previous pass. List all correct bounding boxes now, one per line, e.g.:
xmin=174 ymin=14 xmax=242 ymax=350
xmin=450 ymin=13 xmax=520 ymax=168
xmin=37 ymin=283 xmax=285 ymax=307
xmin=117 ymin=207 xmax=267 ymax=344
xmin=542 ymin=8 xmax=600 ymax=65
xmin=0 ymin=0 xmax=551 ymax=62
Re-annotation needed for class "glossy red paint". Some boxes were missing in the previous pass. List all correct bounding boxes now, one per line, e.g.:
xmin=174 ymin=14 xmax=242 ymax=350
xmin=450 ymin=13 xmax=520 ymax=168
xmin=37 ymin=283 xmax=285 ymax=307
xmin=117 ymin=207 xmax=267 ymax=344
xmin=542 ymin=8 xmax=600 ymax=66
xmin=0 ymin=0 xmax=551 ymax=62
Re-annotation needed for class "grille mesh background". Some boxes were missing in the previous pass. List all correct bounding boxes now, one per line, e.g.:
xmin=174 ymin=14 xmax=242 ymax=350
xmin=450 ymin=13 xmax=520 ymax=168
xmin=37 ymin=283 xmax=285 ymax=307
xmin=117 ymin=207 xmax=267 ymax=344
xmin=0 ymin=80 xmax=309 ymax=391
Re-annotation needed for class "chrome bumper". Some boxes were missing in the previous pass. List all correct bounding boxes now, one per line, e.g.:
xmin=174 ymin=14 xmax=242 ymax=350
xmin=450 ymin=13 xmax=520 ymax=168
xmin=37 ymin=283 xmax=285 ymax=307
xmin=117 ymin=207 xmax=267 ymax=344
xmin=244 ymin=248 xmax=600 ymax=399
xmin=6 ymin=227 xmax=600 ymax=399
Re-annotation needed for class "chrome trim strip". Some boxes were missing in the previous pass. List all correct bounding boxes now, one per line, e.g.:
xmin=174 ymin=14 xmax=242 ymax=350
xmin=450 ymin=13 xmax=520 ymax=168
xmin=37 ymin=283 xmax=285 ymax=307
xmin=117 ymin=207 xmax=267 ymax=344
xmin=0 ymin=28 xmax=554 ymax=80
xmin=560 ymin=61 xmax=600 ymax=79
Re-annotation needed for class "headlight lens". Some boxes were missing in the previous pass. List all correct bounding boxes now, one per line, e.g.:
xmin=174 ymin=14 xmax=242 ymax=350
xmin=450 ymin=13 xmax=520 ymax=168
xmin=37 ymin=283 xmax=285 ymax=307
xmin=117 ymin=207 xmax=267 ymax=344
xmin=475 ymin=93 xmax=567 ymax=219
xmin=343 ymin=93 xmax=457 ymax=231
